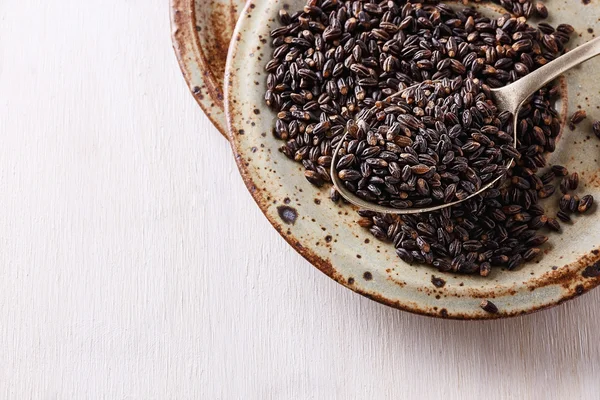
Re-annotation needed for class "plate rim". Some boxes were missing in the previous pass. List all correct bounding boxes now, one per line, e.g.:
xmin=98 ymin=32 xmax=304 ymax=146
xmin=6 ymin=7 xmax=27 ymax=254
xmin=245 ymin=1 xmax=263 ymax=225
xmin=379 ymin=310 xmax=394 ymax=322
xmin=170 ymin=0 xmax=229 ymax=137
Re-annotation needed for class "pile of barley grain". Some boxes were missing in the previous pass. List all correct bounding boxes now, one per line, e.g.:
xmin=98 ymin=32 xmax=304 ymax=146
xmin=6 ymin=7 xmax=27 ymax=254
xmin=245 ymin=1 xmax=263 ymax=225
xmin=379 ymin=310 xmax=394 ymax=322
xmin=265 ymin=0 xmax=594 ymax=275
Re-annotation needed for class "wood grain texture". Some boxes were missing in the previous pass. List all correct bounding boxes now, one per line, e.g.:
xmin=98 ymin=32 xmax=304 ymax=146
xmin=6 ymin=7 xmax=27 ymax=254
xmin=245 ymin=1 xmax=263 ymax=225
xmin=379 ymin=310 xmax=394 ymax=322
xmin=0 ymin=1 xmax=598 ymax=398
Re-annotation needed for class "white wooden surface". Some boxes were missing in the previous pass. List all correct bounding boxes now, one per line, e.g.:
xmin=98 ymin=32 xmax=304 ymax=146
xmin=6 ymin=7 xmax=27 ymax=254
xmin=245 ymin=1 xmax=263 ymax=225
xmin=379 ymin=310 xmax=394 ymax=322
xmin=1 ymin=1 xmax=599 ymax=399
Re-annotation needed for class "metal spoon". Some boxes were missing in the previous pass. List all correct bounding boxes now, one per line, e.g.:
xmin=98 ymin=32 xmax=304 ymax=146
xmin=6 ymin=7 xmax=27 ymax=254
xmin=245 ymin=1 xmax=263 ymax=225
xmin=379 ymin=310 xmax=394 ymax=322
xmin=331 ymin=36 xmax=600 ymax=215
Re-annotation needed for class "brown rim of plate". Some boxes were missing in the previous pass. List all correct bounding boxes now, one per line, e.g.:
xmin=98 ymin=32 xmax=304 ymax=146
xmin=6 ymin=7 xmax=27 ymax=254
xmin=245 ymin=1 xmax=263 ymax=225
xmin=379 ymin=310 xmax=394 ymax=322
xmin=224 ymin=0 xmax=600 ymax=319
xmin=170 ymin=0 xmax=232 ymax=138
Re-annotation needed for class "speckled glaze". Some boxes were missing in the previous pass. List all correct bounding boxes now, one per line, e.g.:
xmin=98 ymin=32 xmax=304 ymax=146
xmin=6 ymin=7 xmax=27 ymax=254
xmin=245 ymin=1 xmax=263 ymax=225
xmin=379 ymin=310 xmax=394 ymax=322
xmin=225 ymin=0 xmax=600 ymax=319
xmin=170 ymin=0 xmax=246 ymax=136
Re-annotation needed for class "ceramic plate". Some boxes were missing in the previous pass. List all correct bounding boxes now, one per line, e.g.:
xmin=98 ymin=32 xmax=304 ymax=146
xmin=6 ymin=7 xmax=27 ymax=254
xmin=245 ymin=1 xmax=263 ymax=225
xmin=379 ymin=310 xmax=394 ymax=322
xmin=226 ymin=0 xmax=600 ymax=319
xmin=171 ymin=0 xmax=246 ymax=136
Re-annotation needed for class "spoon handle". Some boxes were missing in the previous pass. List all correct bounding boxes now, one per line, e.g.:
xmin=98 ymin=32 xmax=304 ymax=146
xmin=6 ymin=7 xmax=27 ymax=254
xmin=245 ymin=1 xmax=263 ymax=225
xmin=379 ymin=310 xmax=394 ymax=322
xmin=492 ymin=36 xmax=600 ymax=113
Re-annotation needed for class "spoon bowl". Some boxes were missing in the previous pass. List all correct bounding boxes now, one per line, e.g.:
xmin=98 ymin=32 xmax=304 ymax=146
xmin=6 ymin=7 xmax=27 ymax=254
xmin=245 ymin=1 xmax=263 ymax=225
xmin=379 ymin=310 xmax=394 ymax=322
xmin=332 ymin=36 xmax=600 ymax=214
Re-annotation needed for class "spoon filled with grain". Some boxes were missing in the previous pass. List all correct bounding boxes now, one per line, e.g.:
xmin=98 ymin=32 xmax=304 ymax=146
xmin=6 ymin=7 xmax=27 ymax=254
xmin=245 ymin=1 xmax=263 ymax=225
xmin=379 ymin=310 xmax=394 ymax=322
xmin=331 ymin=36 xmax=600 ymax=214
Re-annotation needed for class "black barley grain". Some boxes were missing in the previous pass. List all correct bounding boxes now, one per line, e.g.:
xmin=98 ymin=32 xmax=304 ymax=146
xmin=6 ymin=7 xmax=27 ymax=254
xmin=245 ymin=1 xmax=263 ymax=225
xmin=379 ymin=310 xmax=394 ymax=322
xmin=480 ymin=300 xmax=499 ymax=313
xmin=559 ymin=178 xmax=569 ymax=194
xmin=570 ymin=110 xmax=587 ymax=125
xmin=524 ymin=247 xmax=541 ymax=261
xmin=568 ymin=173 xmax=579 ymax=191
xmin=559 ymin=194 xmax=571 ymax=212
xmin=578 ymin=195 xmax=594 ymax=213
xmin=551 ymin=165 xmax=569 ymax=177
xmin=534 ymin=2 xmax=548 ymax=18
xmin=538 ymin=185 xmax=555 ymax=199
xmin=530 ymin=215 xmax=548 ymax=230
xmin=546 ymin=217 xmax=561 ymax=232
xmin=593 ymin=121 xmax=600 ymax=139
xmin=569 ymin=195 xmax=580 ymax=213
xmin=330 ymin=188 xmax=340 ymax=202
xmin=557 ymin=210 xmax=571 ymax=222
xmin=480 ymin=262 xmax=491 ymax=277
xmin=540 ymin=170 xmax=556 ymax=185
